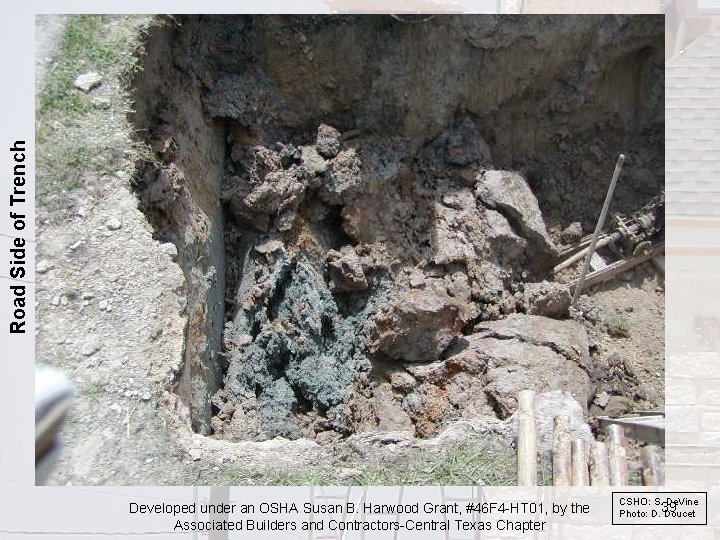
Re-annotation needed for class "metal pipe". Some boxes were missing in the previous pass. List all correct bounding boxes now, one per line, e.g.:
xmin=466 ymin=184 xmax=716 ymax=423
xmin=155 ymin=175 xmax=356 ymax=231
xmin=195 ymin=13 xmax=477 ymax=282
xmin=607 ymin=424 xmax=629 ymax=486
xmin=590 ymin=441 xmax=610 ymax=486
xmin=554 ymin=234 xmax=617 ymax=274
xmin=552 ymin=415 xmax=571 ymax=486
xmin=641 ymin=446 xmax=663 ymax=486
xmin=517 ymin=390 xmax=537 ymax=486
xmin=571 ymin=154 xmax=625 ymax=305
xmin=571 ymin=439 xmax=590 ymax=486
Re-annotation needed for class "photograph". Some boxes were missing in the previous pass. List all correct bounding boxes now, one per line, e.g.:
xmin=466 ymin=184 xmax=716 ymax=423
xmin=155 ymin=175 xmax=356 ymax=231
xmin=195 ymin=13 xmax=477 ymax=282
xmin=34 ymin=13 xmax=664 ymax=486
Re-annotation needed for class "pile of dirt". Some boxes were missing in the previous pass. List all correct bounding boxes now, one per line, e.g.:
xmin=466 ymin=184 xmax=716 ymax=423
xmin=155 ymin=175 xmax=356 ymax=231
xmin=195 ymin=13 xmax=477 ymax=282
xmin=206 ymin=119 xmax=591 ymax=441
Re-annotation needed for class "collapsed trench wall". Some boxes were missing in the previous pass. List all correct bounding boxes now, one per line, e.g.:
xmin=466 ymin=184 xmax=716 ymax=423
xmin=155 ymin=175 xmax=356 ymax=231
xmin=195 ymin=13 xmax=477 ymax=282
xmin=130 ymin=15 xmax=664 ymax=440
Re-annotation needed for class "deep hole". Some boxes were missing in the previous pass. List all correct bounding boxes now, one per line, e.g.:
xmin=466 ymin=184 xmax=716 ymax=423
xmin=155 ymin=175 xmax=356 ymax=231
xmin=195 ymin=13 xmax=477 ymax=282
xmin=129 ymin=14 xmax=664 ymax=442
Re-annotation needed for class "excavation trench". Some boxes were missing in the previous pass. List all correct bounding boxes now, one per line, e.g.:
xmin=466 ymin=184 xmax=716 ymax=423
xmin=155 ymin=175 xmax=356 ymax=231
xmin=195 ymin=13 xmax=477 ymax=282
xmin=130 ymin=15 xmax=664 ymax=441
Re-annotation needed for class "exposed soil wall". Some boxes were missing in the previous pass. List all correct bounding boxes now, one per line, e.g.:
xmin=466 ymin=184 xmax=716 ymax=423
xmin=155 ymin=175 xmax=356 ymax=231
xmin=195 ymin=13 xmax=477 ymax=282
xmin=131 ymin=23 xmax=227 ymax=433
xmin=130 ymin=15 xmax=664 ymax=440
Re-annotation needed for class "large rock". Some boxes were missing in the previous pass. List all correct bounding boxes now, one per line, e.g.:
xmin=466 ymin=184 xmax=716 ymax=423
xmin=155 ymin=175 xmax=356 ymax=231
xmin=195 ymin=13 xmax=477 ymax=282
xmin=484 ymin=207 xmax=528 ymax=266
xmin=326 ymin=246 xmax=368 ymax=292
xmin=521 ymin=281 xmax=572 ymax=318
xmin=476 ymin=170 xmax=556 ymax=257
xmin=450 ymin=314 xmax=592 ymax=417
xmin=242 ymin=169 xmax=306 ymax=216
xmin=397 ymin=354 xmax=592 ymax=439
xmin=226 ymin=145 xmax=308 ymax=231
xmin=474 ymin=314 xmax=591 ymax=367
xmin=370 ymin=289 xmax=464 ymax=363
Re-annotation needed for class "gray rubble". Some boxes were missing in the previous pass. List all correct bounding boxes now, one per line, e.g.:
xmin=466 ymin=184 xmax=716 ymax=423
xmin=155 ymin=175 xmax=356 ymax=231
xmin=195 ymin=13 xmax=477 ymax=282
xmin=212 ymin=123 xmax=592 ymax=441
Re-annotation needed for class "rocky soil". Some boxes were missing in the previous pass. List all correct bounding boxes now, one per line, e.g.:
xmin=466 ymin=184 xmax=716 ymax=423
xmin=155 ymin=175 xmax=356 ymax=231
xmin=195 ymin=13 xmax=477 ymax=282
xmin=37 ymin=14 xmax=664 ymax=485
xmin=203 ymin=121 xmax=600 ymax=443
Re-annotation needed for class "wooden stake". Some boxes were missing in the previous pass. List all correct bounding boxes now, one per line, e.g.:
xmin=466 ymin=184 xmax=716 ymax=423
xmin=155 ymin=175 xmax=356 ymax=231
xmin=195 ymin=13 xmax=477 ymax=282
xmin=590 ymin=441 xmax=611 ymax=486
xmin=552 ymin=415 xmax=571 ymax=486
xmin=571 ymin=439 xmax=589 ymax=486
xmin=517 ymin=390 xmax=537 ymax=487
xmin=641 ymin=446 xmax=663 ymax=486
xmin=607 ymin=425 xmax=629 ymax=486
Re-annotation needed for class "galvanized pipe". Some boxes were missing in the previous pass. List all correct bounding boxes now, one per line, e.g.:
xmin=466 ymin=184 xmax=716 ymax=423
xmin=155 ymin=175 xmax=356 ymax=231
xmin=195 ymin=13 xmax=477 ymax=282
xmin=571 ymin=154 xmax=625 ymax=306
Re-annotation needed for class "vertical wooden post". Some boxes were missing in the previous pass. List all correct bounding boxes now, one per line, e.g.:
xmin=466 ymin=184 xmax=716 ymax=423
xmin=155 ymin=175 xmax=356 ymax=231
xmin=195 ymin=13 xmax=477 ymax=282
xmin=517 ymin=390 xmax=537 ymax=486
xmin=641 ymin=446 xmax=663 ymax=486
xmin=552 ymin=415 xmax=571 ymax=486
xmin=571 ymin=439 xmax=589 ymax=486
xmin=590 ymin=441 xmax=611 ymax=486
xmin=607 ymin=425 xmax=629 ymax=486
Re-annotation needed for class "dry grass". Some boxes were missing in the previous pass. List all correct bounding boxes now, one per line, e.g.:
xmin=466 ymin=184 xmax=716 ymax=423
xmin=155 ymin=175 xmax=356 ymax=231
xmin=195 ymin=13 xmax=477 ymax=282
xmin=212 ymin=442 xmax=521 ymax=486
